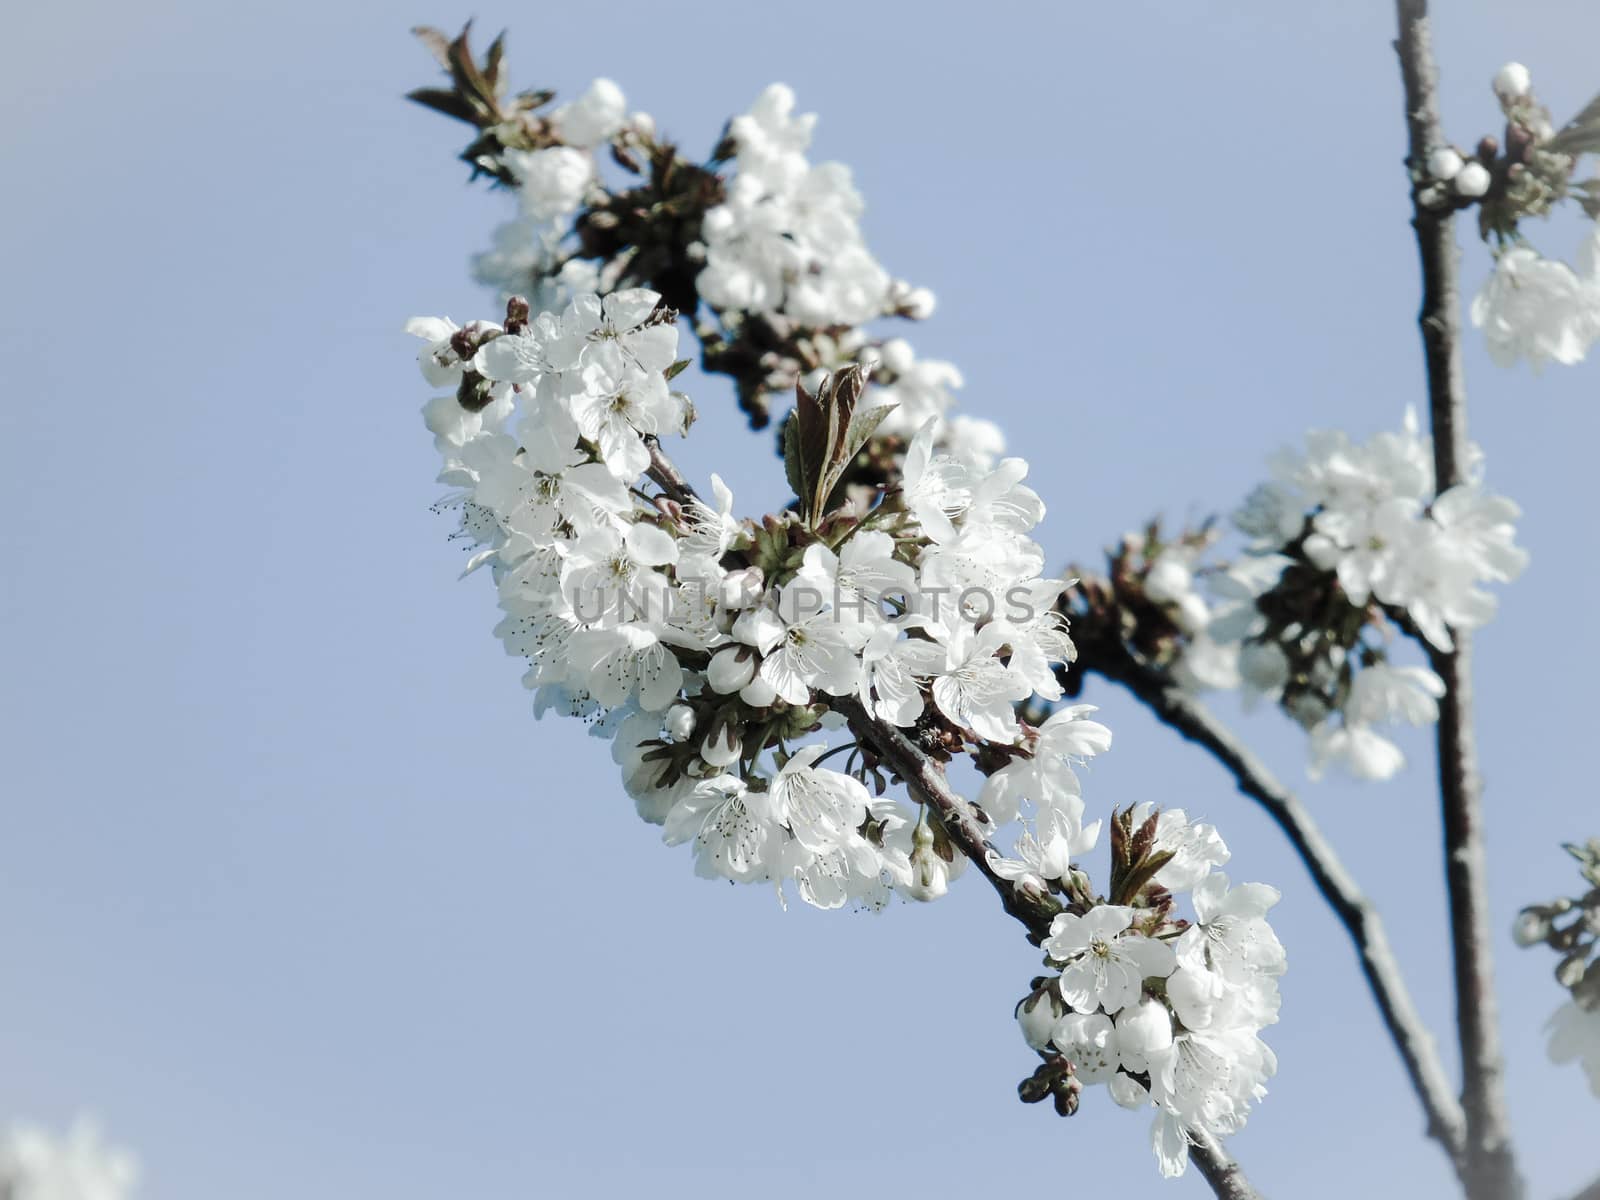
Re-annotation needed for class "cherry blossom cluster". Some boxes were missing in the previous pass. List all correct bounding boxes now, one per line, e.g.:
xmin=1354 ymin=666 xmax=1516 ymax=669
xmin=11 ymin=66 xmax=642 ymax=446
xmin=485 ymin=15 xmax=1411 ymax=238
xmin=1515 ymin=838 xmax=1600 ymax=1099
xmin=1162 ymin=411 xmax=1527 ymax=780
xmin=1420 ymin=61 xmax=1600 ymax=368
xmin=1010 ymin=805 xmax=1284 ymax=1179
xmin=0 ymin=1118 xmax=137 ymax=1200
xmin=697 ymin=84 xmax=909 ymax=330
xmin=407 ymin=286 xmax=1097 ymax=910
xmin=409 ymin=34 xmax=1285 ymax=1175
xmin=411 ymin=25 xmax=996 ymax=456
xmin=697 ymin=84 xmax=996 ymax=453
xmin=467 ymin=75 xmax=638 ymax=312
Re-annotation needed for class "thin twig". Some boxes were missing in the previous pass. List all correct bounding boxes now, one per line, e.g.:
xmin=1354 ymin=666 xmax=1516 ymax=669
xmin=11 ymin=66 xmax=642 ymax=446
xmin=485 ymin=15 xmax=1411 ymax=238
xmin=1089 ymin=640 xmax=1469 ymax=1170
xmin=1395 ymin=3 xmax=1520 ymax=1196
xmin=832 ymin=695 xmax=1061 ymax=940
xmin=644 ymin=434 xmax=698 ymax=506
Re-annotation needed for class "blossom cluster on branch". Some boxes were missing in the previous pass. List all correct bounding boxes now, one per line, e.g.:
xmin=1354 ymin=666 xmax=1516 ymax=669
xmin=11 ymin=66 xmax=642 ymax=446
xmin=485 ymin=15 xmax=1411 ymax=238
xmin=405 ymin=28 xmax=1282 ymax=1178
xmin=1516 ymin=839 xmax=1600 ymax=1098
xmin=407 ymin=284 xmax=1093 ymax=910
xmin=1010 ymin=806 xmax=1283 ymax=1178
xmin=1060 ymin=410 xmax=1525 ymax=782
xmin=410 ymin=24 xmax=991 ymax=459
xmin=1427 ymin=62 xmax=1600 ymax=368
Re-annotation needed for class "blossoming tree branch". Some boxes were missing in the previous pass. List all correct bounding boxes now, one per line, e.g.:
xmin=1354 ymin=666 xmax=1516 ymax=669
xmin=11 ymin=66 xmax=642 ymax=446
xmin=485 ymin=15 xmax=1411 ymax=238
xmin=382 ymin=3 xmax=1600 ymax=1199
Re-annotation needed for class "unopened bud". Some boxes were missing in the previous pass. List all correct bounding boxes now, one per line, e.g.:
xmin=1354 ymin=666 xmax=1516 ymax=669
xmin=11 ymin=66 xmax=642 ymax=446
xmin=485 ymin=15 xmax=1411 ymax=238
xmin=1453 ymin=162 xmax=1492 ymax=198
xmin=700 ymin=722 xmax=742 ymax=769
xmin=504 ymin=294 xmax=531 ymax=334
xmin=707 ymin=646 xmax=757 ymax=694
xmin=1427 ymin=146 xmax=1464 ymax=182
xmin=665 ymin=703 xmax=696 ymax=742
xmin=898 ymin=285 xmax=937 ymax=320
xmin=1493 ymin=62 xmax=1532 ymax=101
xmin=1051 ymin=1075 xmax=1082 ymax=1117
xmin=1016 ymin=983 xmax=1064 ymax=1051
xmin=717 ymin=566 xmax=764 ymax=610
xmin=905 ymin=819 xmax=951 ymax=903
xmin=1557 ymin=952 xmax=1588 ymax=990
xmin=1018 ymin=1070 xmax=1054 ymax=1105
xmin=1513 ymin=907 xmax=1553 ymax=947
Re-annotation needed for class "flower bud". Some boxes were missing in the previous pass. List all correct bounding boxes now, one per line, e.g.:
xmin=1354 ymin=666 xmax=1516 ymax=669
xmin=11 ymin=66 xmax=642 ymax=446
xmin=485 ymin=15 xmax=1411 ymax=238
xmin=902 ymin=286 xmax=937 ymax=319
xmin=903 ymin=817 xmax=951 ymax=902
xmin=700 ymin=721 xmax=741 ymax=768
xmin=1018 ymin=1064 xmax=1056 ymax=1104
xmin=1493 ymin=62 xmax=1531 ymax=101
xmin=1557 ymin=951 xmax=1588 ymax=989
xmin=1454 ymin=162 xmax=1492 ymax=198
xmin=707 ymin=645 xmax=757 ymax=694
xmin=665 ymin=704 xmax=696 ymax=742
xmin=1051 ymin=1075 xmax=1082 ymax=1117
xmin=1512 ymin=906 xmax=1552 ymax=947
xmin=1114 ymin=995 xmax=1174 ymax=1072
xmin=1427 ymin=146 xmax=1464 ymax=181
xmin=717 ymin=566 xmax=764 ymax=610
xmin=1167 ymin=962 xmax=1221 ymax=1031
xmin=1017 ymin=984 xmax=1064 ymax=1051
xmin=1143 ymin=557 xmax=1192 ymax=606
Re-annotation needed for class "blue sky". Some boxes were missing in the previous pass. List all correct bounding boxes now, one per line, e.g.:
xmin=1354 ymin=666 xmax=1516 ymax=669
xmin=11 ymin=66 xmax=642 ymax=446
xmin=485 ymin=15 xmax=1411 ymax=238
xmin=2 ymin=2 xmax=1598 ymax=1197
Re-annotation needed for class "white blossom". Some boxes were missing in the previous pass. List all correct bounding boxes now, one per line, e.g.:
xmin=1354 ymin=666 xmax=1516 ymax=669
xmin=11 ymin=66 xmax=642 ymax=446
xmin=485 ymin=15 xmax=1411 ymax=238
xmin=1044 ymin=906 xmax=1177 ymax=1016
xmin=554 ymin=78 xmax=627 ymax=148
xmin=1547 ymin=1000 xmax=1600 ymax=1098
xmin=0 ymin=1119 xmax=137 ymax=1200
xmin=1471 ymin=233 xmax=1600 ymax=370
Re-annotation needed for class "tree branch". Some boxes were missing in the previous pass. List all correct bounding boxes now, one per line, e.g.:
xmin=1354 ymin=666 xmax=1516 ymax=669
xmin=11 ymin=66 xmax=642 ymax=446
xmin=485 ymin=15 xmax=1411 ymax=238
xmin=832 ymin=695 xmax=1061 ymax=940
xmin=1191 ymin=1131 xmax=1260 ymax=1200
xmin=641 ymin=354 xmax=1264 ymax=1200
xmin=832 ymin=692 xmax=1261 ymax=1200
xmin=1395 ymin=4 xmax=1520 ymax=1197
xmin=1089 ymin=639 xmax=1470 ymax=1172
xmin=644 ymin=434 xmax=698 ymax=507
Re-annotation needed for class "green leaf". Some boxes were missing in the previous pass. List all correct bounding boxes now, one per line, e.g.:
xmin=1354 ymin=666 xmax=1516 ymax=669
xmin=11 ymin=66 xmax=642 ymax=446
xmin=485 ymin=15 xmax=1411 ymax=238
xmin=664 ymin=359 xmax=691 ymax=382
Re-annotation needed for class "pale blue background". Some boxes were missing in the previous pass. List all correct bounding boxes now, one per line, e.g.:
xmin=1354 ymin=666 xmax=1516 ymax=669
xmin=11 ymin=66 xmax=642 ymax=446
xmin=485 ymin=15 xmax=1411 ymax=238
xmin=3 ymin=2 xmax=1597 ymax=1197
